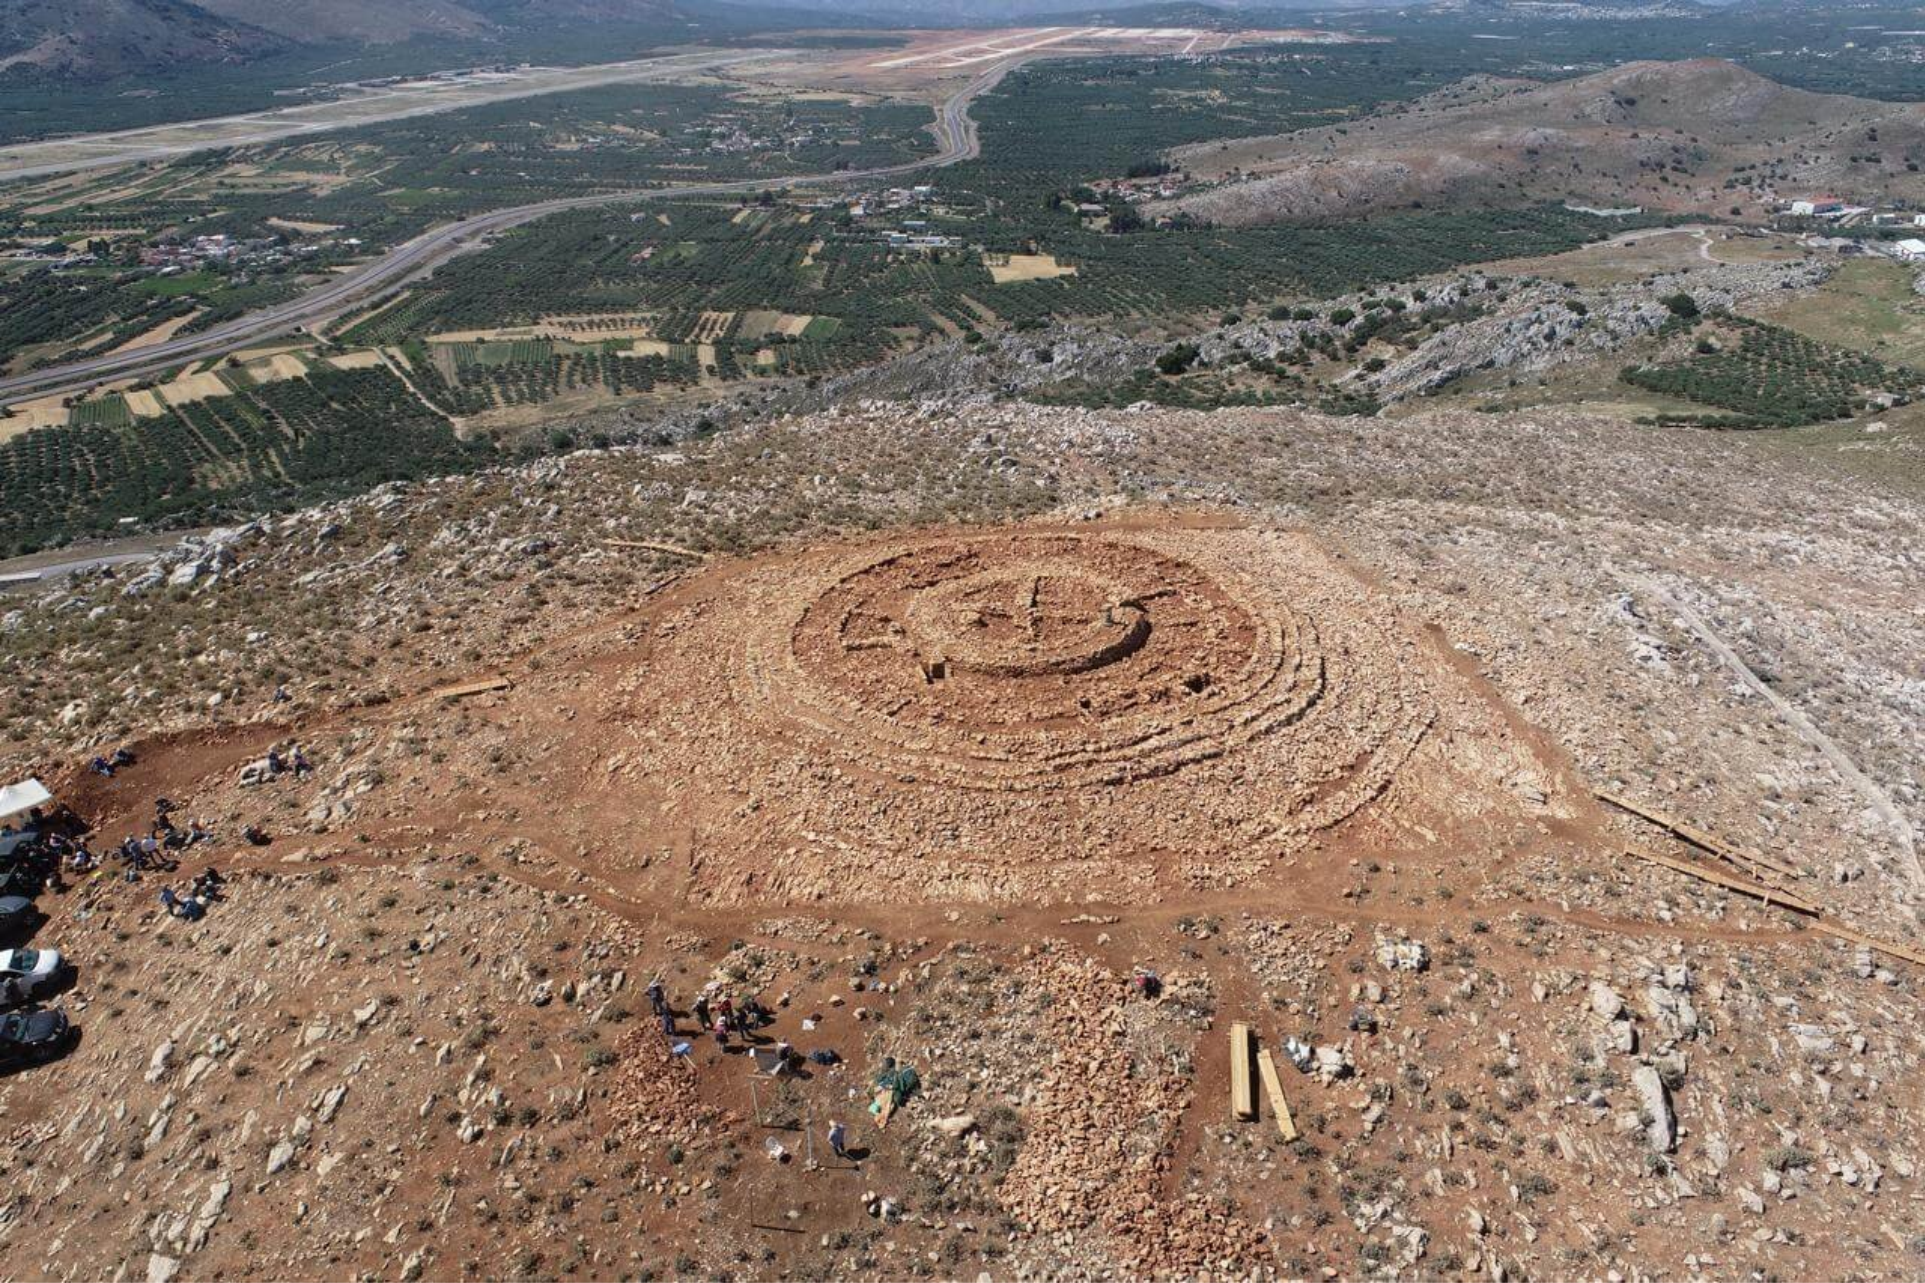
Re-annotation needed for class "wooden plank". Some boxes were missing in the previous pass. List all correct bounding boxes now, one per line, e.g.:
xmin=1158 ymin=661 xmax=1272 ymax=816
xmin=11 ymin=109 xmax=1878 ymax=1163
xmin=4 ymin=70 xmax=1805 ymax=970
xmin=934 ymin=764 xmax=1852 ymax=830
xmin=1598 ymin=788 xmax=1803 ymax=881
xmin=1622 ymin=846 xmax=1820 ymax=915
xmin=603 ymin=538 xmax=704 ymax=558
xmin=1229 ymin=1022 xmax=1255 ymax=1121
xmin=1626 ymin=847 xmax=1924 ymax=971
xmin=431 ymin=675 xmax=512 ymax=701
xmin=1255 ymin=1048 xmax=1298 ymax=1143
xmin=1811 ymin=920 xmax=1925 ymax=968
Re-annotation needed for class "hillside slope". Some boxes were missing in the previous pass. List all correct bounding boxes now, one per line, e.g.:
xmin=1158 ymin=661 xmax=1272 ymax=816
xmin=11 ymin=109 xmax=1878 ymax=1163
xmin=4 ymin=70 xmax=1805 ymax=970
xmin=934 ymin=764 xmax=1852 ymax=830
xmin=0 ymin=0 xmax=698 ymax=83
xmin=0 ymin=0 xmax=286 ymax=79
xmin=190 ymin=0 xmax=493 ymax=44
xmin=1157 ymin=59 xmax=1925 ymax=223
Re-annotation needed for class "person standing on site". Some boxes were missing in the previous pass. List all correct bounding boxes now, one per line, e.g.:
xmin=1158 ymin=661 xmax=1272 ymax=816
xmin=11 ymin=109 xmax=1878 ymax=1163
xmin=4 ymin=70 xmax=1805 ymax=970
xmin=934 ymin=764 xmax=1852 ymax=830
xmin=828 ymin=1120 xmax=848 ymax=1161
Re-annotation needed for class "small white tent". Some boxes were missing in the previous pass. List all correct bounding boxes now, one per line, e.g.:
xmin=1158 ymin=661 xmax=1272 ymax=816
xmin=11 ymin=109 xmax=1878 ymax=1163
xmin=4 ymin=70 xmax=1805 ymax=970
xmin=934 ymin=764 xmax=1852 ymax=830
xmin=0 ymin=779 xmax=53 ymax=823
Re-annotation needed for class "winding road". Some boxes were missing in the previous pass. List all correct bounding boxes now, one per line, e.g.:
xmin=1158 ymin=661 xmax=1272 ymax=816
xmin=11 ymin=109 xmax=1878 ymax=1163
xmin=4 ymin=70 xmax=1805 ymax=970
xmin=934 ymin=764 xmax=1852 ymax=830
xmin=0 ymin=61 xmax=1011 ymax=410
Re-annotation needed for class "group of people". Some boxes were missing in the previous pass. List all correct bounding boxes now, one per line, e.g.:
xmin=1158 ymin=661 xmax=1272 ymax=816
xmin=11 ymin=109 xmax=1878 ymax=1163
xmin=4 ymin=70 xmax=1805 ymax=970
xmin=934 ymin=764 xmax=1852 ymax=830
xmin=105 ymin=799 xmax=213 ymax=882
xmin=648 ymin=978 xmax=839 ymax=1074
xmin=158 ymin=869 xmax=224 ymax=921
xmin=2 ymin=808 xmax=68 ymax=896
xmin=650 ymin=979 xmax=773 ymax=1042
xmin=86 ymin=747 xmax=137 ymax=778
xmin=36 ymin=778 xmax=233 ymax=924
xmin=637 ymin=978 xmax=911 ymax=1170
xmin=262 ymin=746 xmax=312 ymax=780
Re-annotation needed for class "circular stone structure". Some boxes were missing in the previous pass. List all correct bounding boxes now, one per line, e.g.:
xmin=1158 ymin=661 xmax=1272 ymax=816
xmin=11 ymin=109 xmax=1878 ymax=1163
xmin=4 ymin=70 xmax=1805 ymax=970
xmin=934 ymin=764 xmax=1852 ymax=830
xmin=757 ymin=533 xmax=1324 ymax=790
xmin=615 ymin=524 xmax=1458 ymax=905
xmin=900 ymin=560 xmax=1150 ymax=680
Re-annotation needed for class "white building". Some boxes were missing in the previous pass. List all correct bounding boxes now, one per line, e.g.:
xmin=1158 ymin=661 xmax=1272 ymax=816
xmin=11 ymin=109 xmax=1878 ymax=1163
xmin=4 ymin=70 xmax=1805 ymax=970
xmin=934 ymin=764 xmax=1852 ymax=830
xmin=1893 ymin=238 xmax=1925 ymax=262
xmin=1789 ymin=197 xmax=1844 ymax=217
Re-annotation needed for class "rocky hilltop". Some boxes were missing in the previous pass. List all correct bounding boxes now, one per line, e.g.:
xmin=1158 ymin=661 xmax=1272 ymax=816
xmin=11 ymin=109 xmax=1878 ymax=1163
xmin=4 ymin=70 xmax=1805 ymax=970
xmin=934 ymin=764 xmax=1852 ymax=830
xmin=1157 ymin=59 xmax=1925 ymax=224
xmin=1 ymin=394 xmax=1921 ymax=1278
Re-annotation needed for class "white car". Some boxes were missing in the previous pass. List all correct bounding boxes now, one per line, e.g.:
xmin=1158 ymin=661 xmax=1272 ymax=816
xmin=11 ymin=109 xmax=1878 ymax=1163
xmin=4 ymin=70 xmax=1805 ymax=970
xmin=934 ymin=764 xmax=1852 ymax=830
xmin=0 ymin=948 xmax=64 ymax=981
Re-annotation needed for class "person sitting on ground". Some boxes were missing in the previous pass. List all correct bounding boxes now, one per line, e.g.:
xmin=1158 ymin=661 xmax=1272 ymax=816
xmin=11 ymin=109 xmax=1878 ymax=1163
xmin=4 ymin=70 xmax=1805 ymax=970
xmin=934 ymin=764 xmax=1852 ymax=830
xmin=89 ymin=756 xmax=115 ymax=778
xmin=265 ymin=749 xmax=285 ymax=776
xmin=187 ymin=820 xmax=211 ymax=846
xmin=192 ymin=868 xmax=225 ymax=901
xmin=160 ymin=886 xmax=206 ymax=921
xmin=291 ymin=747 xmax=313 ymax=778
xmin=111 ymin=748 xmax=135 ymax=768
xmin=242 ymin=825 xmax=269 ymax=846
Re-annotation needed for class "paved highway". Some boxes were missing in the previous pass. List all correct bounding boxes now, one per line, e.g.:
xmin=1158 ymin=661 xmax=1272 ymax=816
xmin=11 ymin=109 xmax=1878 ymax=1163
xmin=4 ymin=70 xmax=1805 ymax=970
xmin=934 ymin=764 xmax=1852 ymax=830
xmin=0 ymin=62 xmax=1014 ymax=411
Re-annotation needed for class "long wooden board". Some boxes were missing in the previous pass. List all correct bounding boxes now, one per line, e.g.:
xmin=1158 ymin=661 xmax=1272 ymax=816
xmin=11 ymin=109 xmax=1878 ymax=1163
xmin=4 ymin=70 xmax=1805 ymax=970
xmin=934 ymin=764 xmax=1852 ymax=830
xmin=603 ymin=538 xmax=704 ymax=558
xmin=1622 ymin=845 xmax=1820 ymax=914
xmin=430 ymin=675 xmax=513 ymax=701
xmin=1811 ymin=920 xmax=1925 ymax=968
xmin=1229 ymin=1023 xmax=1255 ymax=1121
xmin=1625 ymin=846 xmax=1925 ymax=970
xmin=1255 ymin=1048 xmax=1298 ymax=1143
xmin=1599 ymin=788 xmax=1803 ymax=881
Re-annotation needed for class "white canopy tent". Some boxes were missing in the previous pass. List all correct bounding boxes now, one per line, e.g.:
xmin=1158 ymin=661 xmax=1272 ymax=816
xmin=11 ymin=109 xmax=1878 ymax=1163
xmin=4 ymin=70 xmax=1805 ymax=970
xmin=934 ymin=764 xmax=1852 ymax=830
xmin=0 ymin=779 xmax=53 ymax=823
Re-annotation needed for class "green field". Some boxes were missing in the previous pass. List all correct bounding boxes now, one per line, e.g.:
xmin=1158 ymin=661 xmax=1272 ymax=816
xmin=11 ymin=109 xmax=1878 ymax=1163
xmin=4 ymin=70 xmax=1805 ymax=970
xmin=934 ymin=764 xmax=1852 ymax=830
xmin=1747 ymin=260 xmax=1925 ymax=368
xmin=0 ymin=81 xmax=934 ymax=373
xmin=1621 ymin=316 xmax=1924 ymax=428
xmin=135 ymin=271 xmax=220 ymax=298
xmin=0 ymin=366 xmax=483 ymax=554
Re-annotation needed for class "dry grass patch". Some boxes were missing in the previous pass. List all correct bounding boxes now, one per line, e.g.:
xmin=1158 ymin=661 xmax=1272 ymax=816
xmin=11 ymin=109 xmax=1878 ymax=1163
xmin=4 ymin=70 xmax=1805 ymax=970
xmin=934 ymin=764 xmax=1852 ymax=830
xmin=986 ymin=252 xmax=1076 ymax=284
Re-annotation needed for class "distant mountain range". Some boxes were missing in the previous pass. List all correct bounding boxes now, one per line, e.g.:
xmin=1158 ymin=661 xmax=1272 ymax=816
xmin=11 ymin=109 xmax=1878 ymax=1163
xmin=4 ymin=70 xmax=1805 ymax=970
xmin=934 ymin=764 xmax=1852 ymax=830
xmin=0 ymin=0 xmax=285 ymax=79
xmin=0 ymin=0 xmax=1826 ymax=85
xmin=0 ymin=0 xmax=706 ymax=81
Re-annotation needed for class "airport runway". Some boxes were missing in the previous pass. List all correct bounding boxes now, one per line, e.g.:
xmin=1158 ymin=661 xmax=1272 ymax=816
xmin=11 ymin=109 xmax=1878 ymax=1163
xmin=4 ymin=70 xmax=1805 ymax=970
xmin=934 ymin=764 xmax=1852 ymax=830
xmin=0 ymin=60 xmax=1015 ymax=410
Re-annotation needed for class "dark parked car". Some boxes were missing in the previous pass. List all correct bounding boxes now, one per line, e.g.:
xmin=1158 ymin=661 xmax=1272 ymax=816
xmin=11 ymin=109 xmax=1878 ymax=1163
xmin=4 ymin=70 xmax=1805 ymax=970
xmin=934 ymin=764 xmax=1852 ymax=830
xmin=0 ymin=897 xmax=35 ymax=935
xmin=0 ymin=1008 xmax=72 ymax=1068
